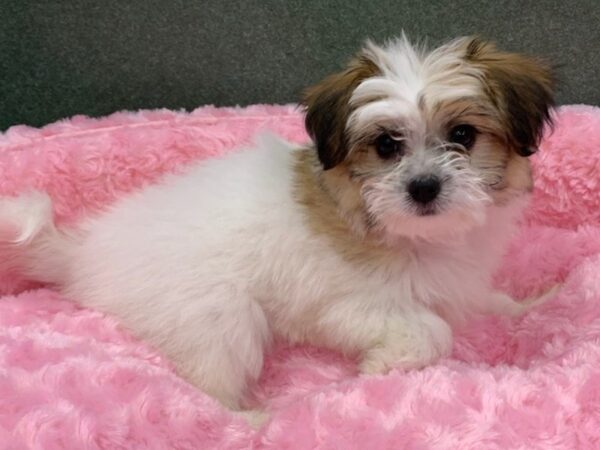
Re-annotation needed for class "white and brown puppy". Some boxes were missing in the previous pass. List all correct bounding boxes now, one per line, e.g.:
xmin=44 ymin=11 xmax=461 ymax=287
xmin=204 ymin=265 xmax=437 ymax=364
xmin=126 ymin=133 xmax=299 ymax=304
xmin=1 ymin=36 xmax=554 ymax=411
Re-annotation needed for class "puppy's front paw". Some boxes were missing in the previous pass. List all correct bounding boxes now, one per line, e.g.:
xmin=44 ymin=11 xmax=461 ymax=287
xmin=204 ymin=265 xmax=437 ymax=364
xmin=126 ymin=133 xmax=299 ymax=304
xmin=523 ymin=283 xmax=561 ymax=309
xmin=233 ymin=409 xmax=270 ymax=429
xmin=359 ymin=313 xmax=452 ymax=375
xmin=489 ymin=284 xmax=562 ymax=317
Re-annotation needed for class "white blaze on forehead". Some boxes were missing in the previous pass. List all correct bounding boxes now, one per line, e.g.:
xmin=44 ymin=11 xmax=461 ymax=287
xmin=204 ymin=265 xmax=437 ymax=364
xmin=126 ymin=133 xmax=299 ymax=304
xmin=347 ymin=99 xmax=418 ymax=135
xmin=347 ymin=36 xmax=485 ymax=135
xmin=360 ymin=37 xmax=427 ymax=102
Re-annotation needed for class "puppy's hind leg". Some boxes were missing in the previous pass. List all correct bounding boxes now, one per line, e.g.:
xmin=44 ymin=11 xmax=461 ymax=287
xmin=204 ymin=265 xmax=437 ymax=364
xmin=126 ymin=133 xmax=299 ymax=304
xmin=167 ymin=290 xmax=271 ymax=411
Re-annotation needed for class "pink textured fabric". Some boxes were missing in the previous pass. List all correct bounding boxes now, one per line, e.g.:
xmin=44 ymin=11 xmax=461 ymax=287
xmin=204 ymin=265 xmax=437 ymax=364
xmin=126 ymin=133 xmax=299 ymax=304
xmin=0 ymin=104 xmax=599 ymax=449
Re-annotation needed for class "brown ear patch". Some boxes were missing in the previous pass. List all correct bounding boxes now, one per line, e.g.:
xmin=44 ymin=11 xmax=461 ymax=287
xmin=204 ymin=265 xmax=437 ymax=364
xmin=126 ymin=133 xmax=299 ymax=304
xmin=303 ymin=55 xmax=380 ymax=170
xmin=465 ymin=38 xmax=555 ymax=156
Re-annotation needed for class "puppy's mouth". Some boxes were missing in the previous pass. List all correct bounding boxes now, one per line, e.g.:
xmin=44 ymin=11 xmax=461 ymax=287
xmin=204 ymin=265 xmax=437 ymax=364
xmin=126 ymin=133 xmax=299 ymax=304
xmin=410 ymin=200 xmax=442 ymax=217
xmin=415 ymin=205 xmax=438 ymax=216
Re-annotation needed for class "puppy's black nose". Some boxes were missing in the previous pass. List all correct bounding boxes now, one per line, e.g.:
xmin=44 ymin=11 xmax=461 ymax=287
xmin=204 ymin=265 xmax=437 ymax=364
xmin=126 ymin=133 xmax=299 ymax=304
xmin=408 ymin=176 xmax=441 ymax=204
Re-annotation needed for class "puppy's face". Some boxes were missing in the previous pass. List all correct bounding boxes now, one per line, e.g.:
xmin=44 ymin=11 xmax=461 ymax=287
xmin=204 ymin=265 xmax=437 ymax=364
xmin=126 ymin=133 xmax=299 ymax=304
xmin=303 ymin=36 xmax=554 ymax=241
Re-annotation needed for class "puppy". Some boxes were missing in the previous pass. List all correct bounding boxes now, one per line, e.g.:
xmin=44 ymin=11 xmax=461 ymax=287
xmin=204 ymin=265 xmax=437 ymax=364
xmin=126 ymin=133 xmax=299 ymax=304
xmin=0 ymin=36 xmax=554 ymax=411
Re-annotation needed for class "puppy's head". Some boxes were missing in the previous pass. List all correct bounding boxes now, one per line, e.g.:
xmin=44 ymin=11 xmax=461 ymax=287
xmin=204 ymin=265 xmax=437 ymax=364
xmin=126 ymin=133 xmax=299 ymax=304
xmin=303 ymin=36 xmax=554 ymax=241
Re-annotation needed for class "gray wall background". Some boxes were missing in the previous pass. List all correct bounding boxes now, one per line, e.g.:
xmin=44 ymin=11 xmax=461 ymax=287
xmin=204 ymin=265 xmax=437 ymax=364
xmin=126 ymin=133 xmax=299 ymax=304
xmin=1 ymin=0 xmax=598 ymax=131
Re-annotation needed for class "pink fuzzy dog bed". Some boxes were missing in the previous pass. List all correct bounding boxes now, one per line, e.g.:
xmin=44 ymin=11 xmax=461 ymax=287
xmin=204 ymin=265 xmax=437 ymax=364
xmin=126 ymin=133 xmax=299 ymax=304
xmin=1 ymin=104 xmax=600 ymax=449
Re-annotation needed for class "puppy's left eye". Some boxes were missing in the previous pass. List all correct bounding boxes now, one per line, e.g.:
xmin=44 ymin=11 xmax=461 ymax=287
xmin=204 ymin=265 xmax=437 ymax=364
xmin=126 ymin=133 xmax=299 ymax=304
xmin=448 ymin=125 xmax=477 ymax=150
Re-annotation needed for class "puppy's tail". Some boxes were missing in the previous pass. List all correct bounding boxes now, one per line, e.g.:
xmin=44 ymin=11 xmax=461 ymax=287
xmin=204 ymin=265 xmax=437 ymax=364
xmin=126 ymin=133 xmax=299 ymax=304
xmin=0 ymin=191 xmax=73 ymax=284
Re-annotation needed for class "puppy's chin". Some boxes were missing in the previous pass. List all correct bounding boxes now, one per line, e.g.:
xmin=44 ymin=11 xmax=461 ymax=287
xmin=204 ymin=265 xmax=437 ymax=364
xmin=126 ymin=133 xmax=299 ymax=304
xmin=379 ymin=205 xmax=488 ymax=242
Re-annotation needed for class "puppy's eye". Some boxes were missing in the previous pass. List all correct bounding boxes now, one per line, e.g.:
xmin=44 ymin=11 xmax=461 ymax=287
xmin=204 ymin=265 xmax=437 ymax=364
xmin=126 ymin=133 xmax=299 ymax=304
xmin=375 ymin=133 xmax=403 ymax=159
xmin=448 ymin=125 xmax=477 ymax=150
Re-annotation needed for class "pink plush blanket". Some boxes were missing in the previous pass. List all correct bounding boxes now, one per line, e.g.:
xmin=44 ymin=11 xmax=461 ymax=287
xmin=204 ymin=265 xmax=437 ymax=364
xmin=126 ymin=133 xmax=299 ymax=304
xmin=1 ymin=104 xmax=599 ymax=449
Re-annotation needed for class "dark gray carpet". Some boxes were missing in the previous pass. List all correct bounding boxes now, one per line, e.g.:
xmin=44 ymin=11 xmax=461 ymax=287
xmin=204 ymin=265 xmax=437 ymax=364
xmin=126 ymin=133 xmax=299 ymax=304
xmin=1 ymin=0 xmax=598 ymax=130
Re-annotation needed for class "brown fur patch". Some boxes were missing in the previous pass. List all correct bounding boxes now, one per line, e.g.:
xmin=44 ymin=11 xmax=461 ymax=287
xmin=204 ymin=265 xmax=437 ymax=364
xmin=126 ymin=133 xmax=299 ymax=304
xmin=292 ymin=148 xmax=401 ymax=267
xmin=303 ymin=55 xmax=380 ymax=170
xmin=430 ymin=98 xmax=504 ymax=139
xmin=490 ymin=152 xmax=534 ymax=204
xmin=464 ymin=38 xmax=555 ymax=156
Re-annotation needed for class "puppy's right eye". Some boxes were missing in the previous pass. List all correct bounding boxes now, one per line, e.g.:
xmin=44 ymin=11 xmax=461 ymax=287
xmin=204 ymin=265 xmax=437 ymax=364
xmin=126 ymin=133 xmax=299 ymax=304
xmin=375 ymin=133 xmax=403 ymax=159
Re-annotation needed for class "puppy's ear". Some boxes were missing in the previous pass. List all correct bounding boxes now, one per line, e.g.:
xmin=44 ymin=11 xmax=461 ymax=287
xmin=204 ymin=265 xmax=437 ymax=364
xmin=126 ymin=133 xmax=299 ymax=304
xmin=466 ymin=38 xmax=555 ymax=157
xmin=303 ymin=55 xmax=379 ymax=170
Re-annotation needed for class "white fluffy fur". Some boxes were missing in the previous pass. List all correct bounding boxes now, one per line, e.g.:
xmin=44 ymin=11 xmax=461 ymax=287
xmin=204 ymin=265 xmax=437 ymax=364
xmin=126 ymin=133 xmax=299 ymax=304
xmin=0 ymin=38 xmax=541 ymax=412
